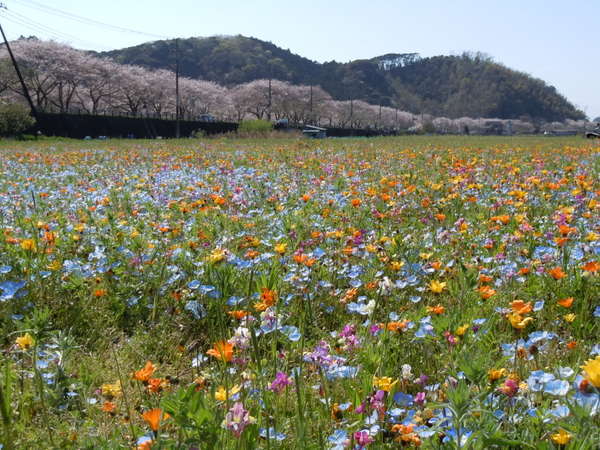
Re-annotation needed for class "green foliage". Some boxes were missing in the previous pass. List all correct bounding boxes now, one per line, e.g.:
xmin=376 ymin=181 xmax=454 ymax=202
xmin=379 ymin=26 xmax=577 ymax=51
xmin=238 ymin=119 xmax=273 ymax=135
xmin=0 ymin=104 xmax=35 ymax=137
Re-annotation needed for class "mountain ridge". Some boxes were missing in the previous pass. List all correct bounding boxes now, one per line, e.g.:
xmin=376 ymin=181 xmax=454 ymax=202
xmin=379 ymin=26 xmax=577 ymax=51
xmin=99 ymin=35 xmax=584 ymax=122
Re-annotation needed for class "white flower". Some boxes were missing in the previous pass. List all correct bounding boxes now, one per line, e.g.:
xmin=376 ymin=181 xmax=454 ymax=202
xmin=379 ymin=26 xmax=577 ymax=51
xmin=401 ymin=364 xmax=412 ymax=380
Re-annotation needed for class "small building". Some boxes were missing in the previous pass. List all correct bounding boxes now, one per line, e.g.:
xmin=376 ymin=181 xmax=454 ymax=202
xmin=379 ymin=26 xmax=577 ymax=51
xmin=302 ymin=125 xmax=327 ymax=138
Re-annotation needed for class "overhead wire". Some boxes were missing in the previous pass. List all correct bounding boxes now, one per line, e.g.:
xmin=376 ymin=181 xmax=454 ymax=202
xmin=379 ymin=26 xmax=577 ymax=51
xmin=1 ymin=8 xmax=110 ymax=49
xmin=13 ymin=0 xmax=171 ymax=40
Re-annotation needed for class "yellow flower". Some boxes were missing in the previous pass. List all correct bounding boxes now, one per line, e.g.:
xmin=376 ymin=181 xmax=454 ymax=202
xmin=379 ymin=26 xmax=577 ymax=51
xmin=428 ymin=280 xmax=447 ymax=294
xmin=456 ymin=324 xmax=469 ymax=336
xmin=563 ymin=313 xmax=576 ymax=323
xmin=20 ymin=239 xmax=36 ymax=251
xmin=419 ymin=252 xmax=433 ymax=260
xmin=581 ymin=355 xmax=600 ymax=387
xmin=507 ymin=313 xmax=534 ymax=329
xmin=207 ymin=248 xmax=226 ymax=263
xmin=101 ymin=381 xmax=122 ymax=399
xmin=215 ymin=384 xmax=241 ymax=402
xmin=390 ymin=261 xmax=404 ymax=271
xmin=585 ymin=231 xmax=598 ymax=242
xmin=274 ymin=242 xmax=287 ymax=255
xmin=372 ymin=376 xmax=398 ymax=392
xmin=550 ymin=429 xmax=572 ymax=445
xmin=15 ymin=333 xmax=35 ymax=350
xmin=487 ymin=368 xmax=507 ymax=382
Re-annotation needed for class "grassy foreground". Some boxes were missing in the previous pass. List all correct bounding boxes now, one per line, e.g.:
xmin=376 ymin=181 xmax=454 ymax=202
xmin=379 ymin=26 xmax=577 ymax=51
xmin=0 ymin=135 xmax=599 ymax=448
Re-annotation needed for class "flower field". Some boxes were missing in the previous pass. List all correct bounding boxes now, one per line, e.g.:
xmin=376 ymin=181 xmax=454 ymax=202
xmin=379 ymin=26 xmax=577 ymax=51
xmin=0 ymin=136 xmax=599 ymax=448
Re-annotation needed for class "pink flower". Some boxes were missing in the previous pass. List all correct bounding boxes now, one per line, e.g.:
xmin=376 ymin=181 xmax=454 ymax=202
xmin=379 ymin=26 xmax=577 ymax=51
xmin=415 ymin=391 xmax=426 ymax=405
xmin=353 ymin=430 xmax=374 ymax=447
xmin=498 ymin=378 xmax=519 ymax=397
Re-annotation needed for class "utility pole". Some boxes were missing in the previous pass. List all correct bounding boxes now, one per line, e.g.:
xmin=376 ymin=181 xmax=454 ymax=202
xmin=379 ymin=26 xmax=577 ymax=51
xmin=309 ymin=85 xmax=313 ymax=124
xmin=175 ymin=38 xmax=180 ymax=138
xmin=267 ymin=77 xmax=272 ymax=121
xmin=0 ymin=3 xmax=38 ymax=121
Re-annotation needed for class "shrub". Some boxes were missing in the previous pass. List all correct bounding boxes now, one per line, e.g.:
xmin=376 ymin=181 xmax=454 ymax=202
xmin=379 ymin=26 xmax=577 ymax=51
xmin=0 ymin=103 xmax=35 ymax=137
xmin=238 ymin=119 xmax=273 ymax=135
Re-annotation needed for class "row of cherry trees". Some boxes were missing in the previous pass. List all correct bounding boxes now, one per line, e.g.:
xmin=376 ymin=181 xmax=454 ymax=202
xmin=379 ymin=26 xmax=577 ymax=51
xmin=1 ymin=39 xmax=537 ymax=132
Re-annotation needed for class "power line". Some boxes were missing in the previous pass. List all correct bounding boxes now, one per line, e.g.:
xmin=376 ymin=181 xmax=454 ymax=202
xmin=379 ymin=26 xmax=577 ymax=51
xmin=1 ymin=8 xmax=109 ymax=48
xmin=13 ymin=0 xmax=170 ymax=39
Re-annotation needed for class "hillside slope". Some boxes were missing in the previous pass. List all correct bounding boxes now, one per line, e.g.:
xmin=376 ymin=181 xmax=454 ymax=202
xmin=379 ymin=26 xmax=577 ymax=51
xmin=100 ymin=35 xmax=584 ymax=121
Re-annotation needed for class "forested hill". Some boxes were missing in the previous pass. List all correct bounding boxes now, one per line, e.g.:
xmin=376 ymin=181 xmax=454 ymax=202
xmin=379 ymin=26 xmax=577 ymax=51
xmin=100 ymin=35 xmax=585 ymax=121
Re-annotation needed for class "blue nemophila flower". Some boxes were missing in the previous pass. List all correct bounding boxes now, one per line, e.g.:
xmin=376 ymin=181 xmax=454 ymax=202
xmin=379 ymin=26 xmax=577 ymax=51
xmin=414 ymin=316 xmax=435 ymax=339
xmin=443 ymin=428 xmax=473 ymax=446
xmin=325 ymin=365 xmax=358 ymax=380
xmin=184 ymin=301 xmax=206 ymax=320
xmin=394 ymin=392 xmax=413 ymax=406
xmin=259 ymin=427 xmax=286 ymax=441
xmin=280 ymin=325 xmax=301 ymax=342
xmin=534 ymin=300 xmax=545 ymax=312
xmin=547 ymin=403 xmax=570 ymax=419
xmin=0 ymin=265 xmax=12 ymax=274
xmin=594 ymin=306 xmax=600 ymax=318
xmin=543 ymin=379 xmax=570 ymax=396
xmin=0 ymin=280 xmax=26 ymax=302
xmin=328 ymin=429 xmax=348 ymax=450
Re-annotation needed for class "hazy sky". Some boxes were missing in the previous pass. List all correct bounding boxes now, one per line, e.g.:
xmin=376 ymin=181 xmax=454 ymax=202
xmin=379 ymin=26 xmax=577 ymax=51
xmin=1 ymin=0 xmax=599 ymax=119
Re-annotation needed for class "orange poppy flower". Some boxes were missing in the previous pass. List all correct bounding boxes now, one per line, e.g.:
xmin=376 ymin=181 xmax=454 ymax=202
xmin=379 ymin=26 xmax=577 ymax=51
xmin=254 ymin=287 xmax=277 ymax=311
xmin=207 ymin=341 xmax=234 ymax=362
xmin=426 ymin=305 xmax=445 ymax=315
xmin=582 ymin=261 xmax=599 ymax=273
xmin=511 ymin=300 xmax=532 ymax=315
xmin=478 ymin=285 xmax=496 ymax=299
xmin=478 ymin=274 xmax=493 ymax=284
xmin=142 ymin=408 xmax=170 ymax=432
xmin=557 ymin=297 xmax=574 ymax=308
xmin=146 ymin=377 xmax=169 ymax=394
xmin=384 ymin=320 xmax=409 ymax=332
xmin=548 ymin=267 xmax=566 ymax=280
xmin=227 ymin=310 xmax=248 ymax=320
xmin=102 ymin=401 xmax=116 ymax=413
xmin=133 ymin=361 xmax=156 ymax=382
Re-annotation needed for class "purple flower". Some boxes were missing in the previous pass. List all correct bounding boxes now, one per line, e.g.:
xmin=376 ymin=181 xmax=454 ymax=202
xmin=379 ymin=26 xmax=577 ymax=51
xmin=415 ymin=374 xmax=429 ymax=386
xmin=223 ymin=402 xmax=255 ymax=438
xmin=414 ymin=391 xmax=426 ymax=405
xmin=268 ymin=372 xmax=292 ymax=394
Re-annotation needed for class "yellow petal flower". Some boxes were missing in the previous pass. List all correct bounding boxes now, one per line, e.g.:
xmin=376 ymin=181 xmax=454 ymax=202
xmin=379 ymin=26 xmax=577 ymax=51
xmin=550 ymin=429 xmax=572 ymax=445
xmin=15 ymin=333 xmax=35 ymax=350
xmin=372 ymin=376 xmax=398 ymax=392
xmin=428 ymin=280 xmax=447 ymax=294
xmin=581 ymin=355 xmax=600 ymax=387
xmin=215 ymin=384 xmax=241 ymax=402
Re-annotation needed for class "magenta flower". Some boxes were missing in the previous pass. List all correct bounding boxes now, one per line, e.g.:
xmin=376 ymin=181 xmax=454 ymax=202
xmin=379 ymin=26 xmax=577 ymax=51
xmin=353 ymin=430 xmax=374 ymax=447
xmin=414 ymin=391 xmax=426 ymax=405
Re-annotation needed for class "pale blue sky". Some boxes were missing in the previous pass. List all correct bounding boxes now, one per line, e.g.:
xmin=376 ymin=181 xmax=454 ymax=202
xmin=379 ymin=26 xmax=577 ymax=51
xmin=1 ymin=0 xmax=599 ymax=118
